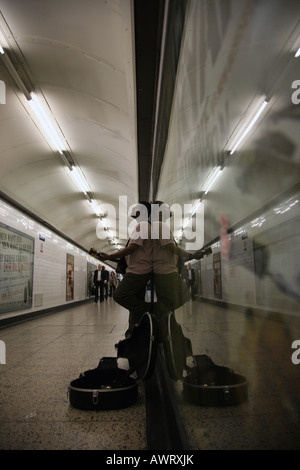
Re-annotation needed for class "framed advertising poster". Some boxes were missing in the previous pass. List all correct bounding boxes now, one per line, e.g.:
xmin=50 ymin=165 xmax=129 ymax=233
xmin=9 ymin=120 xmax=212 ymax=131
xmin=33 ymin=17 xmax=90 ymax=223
xmin=87 ymin=262 xmax=96 ymax=297
xmin=213 ymin=252 xmax=222 ymax=299
xmin=66 ymin=254 xmax=74 ymax=301
xmin=0 ymin=223 xmax=34 ymax=313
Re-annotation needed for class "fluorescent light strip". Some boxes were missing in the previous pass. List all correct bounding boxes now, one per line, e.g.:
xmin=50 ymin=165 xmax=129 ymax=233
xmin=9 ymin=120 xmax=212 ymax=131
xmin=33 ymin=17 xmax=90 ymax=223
xmin=0 ymin=49 xmax=66 ymax=153
xmin=182 ymin=199 xmax=202 ymax=228
xmin=28 ymin=93 xmax=65 ymax=154
xmin=175 ymin=229 xmax=183 ymax=243
xmin=1 ymin=43 xmax=101 ymax=223
xmin=295 ymin=48 xmax=300 ymax=58
xmin=191 ymin=199 xmax=202 ymax=216
xmin=182 ymin=218 xmax=190 ymax=230
xmin=0 ymin=50 xmax=31 ymax=100
xmin=90 ymin=199 xmax=101 ymax=216
xmin=1 ymin=42 xmax=128 ymax=243
xmin=70 ymin=166 xmax=90 ymax=194
xmin=230 ymin=100 xmax=268 ymax=155
xmin=204 ymin=166 xmax=222 ymax=195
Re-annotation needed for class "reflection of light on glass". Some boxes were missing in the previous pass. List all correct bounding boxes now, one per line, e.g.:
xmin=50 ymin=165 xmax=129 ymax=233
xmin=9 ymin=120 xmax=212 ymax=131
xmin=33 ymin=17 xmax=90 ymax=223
xmin=251 ymin=216 xmax=266 ymax=228
xmin=174 ymin=199 xmax=204 ymax=246
xmin=182 ymin=218 xmax=189 ymax=230
xmin=203 ymin=167 xmax=223 ymax=194
xmin=233 ymin=228 xmax=244 ymax=237
xmin=174 ymin=228 xmax=183 ymax=243
xmin=229 ymin=99 xmax=268 ymax=155
xmin=212 ymin=241 xmax=220 ymax=249
xmin=191 ymin=199 xmax=202 ymax=215
xmin=274 ymin=198 xmax=299 ymax=215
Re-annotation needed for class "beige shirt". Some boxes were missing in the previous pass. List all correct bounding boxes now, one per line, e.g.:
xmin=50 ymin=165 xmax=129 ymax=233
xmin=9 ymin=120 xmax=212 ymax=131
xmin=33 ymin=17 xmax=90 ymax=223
xmin=152 ymin=221 xmax=178 ymax=274
xmin=125 ymin=221 xmax=152 ymax=274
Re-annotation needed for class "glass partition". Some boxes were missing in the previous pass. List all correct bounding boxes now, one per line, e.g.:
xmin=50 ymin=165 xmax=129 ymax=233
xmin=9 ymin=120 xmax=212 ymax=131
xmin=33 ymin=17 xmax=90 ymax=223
xmin=156 ymin=0 xmax=300 ymax=450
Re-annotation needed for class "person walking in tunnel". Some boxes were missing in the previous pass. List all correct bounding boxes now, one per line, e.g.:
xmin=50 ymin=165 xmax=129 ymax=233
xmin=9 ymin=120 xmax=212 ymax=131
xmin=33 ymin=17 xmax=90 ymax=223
xmin=182 ymin=263 xmax=196 ymax=301
xmin=93 ymin=264 xmax=103 ymax=303
xmin=101 ymin=265 xmax=109 ymax=301
xmin=109 ymin=271 xmax=117 ymax=297
xmin=98 ymin=201 xmax=152 ymax=337
xmin=93 ymin=264 xmax=109 ymax=302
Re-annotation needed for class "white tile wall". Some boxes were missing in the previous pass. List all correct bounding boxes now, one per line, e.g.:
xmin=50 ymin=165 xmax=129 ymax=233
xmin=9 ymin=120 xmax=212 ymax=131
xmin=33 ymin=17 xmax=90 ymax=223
xmin=0 ymin=198 xmax=105 ymax=320
xmin=200 ymin=190 xmax=300 ymax=316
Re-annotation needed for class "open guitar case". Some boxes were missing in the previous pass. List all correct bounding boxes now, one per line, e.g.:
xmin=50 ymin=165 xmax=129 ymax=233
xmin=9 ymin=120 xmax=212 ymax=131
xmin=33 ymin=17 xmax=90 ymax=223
xmin=160 ymin=312 xmax=248 ymax=406
xmin=69 ymin=309 xmax=248 ymax=410
xmin=68 ymin=313 xmax=159 ymax=410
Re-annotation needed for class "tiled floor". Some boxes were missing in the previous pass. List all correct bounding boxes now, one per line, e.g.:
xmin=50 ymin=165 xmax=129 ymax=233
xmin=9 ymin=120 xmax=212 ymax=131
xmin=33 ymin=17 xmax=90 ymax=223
xmin=1 ymin=297 xmax=300 ymax=450
xmin=0 ymin=299 xmax=147 ymax=450
xmin=174 ymin=300 xmax=300 ymax=450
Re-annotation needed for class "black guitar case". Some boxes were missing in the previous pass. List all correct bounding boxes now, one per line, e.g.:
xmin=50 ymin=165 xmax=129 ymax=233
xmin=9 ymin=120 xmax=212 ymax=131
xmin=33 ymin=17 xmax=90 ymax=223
xmin=68 ymin=313 xmax=158 ymax=411
xmin=161 ymin=312 xmax=248 ymax=406
xmin=117 ymin=312 xmax=159 ymax=381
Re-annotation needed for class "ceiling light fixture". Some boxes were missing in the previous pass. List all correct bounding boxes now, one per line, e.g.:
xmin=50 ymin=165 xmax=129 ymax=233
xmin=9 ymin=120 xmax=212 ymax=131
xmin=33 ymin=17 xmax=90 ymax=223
xmin=295 ymin=48 xmax=300 ymax=58
xmin=28 ymin=92 xmax=66 ymax=155
xmin=191 ymin=199 xmax=202 ymax=216
xmin=69 ymin=166 xmax=90 ymax=194
xmin=0 ymin=48 xmax=31 ymax=100
xmin=203 ymin=166 xmax=223 ymax=195
xmin=90 ymin=199 xmax=102 ymax=216
xmin=0 ymin=48 xmax=66 ymax=154
xmin=1 ymin=40 xmax=116 ymax=243
xmin=174 ymin=229 xmax=183 ymax=244
xmin=229 ymin=99 xmax=268 ymax=155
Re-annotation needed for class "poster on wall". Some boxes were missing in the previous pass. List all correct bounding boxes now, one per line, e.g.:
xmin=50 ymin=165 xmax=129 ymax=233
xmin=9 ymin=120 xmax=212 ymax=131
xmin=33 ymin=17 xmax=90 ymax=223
xmin=87 ymin=262 xmax=96 ymax=297
xmin=213 ymin=252 xmax=222 ymax=299
xmin=0 ymin=222 xmax=34 ymax=313
xmin=66 ymin=254 xmax=74 ymax=301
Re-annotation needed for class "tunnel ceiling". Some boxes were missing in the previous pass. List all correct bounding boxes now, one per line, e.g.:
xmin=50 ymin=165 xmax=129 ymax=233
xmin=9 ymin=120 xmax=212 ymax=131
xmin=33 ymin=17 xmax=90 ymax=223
xmin=0 ymin=0 xmax=300 ymax=255
xmin=0 ymin=0 xmax=168 ymax=255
